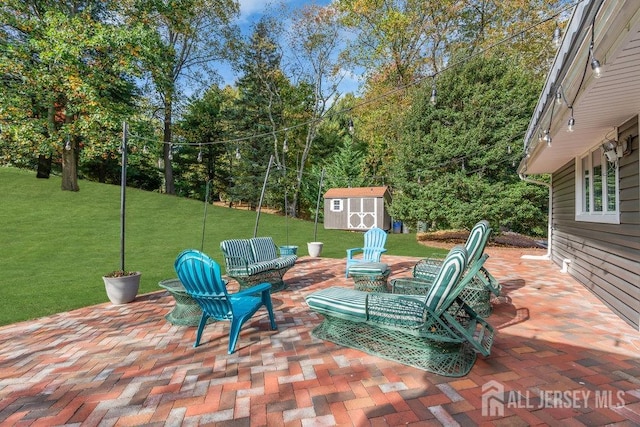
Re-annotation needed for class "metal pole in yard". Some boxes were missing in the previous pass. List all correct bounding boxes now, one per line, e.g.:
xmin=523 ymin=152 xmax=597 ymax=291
xmin=120 ymin=121 xmax=128 ymax=272
xmin=254 ymin=155 xmax=274 ymax=238
xmin=201 ymin=179 xmax=212 ymax=253
xmin=313 ymin=168 xmax=325 ymax=241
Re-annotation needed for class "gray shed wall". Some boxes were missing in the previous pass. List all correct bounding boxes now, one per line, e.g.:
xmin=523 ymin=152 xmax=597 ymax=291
xmin=324 ymin=196 xmax=391 ymax=231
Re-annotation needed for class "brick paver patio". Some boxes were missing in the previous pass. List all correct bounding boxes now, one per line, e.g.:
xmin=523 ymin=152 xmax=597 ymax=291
xmin=1 ymin=247 xmax=639 ymax=426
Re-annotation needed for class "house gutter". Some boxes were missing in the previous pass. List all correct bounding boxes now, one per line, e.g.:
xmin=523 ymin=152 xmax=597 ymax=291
xmin=517 ymin=1 xmax=605 ymax=264
xmin=518 ymin=173 xmax=551 ymax=260
xmin=521 ymin=0 xmax=602 ymax=163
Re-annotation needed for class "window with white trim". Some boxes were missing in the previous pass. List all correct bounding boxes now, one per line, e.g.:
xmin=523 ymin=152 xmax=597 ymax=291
xmin=575 ymin=146 xmax=620 ymax=224
xmin=331 ymin=199 xmax=343 ymax=212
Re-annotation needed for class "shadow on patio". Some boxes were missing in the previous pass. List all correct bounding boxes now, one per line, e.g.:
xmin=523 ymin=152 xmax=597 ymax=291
xmin=0 ymin=250 xmax=639 ymax=426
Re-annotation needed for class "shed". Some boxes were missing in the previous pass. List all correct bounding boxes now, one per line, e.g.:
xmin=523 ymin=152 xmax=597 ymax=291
xmin=323 ymin=186 xmax=392 ymax=231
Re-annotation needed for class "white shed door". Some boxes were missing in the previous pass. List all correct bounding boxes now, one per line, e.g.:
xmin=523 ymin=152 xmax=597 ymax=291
xmin=348 ymin=197 xmax=377 ymax=229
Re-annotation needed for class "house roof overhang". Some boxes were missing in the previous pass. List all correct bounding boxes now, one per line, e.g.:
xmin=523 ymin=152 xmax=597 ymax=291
xmin=519 ymin=0 xmax=640 ymax=175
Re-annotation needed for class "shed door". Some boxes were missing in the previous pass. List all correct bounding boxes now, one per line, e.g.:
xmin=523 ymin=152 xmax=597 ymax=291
xmin=348 ymin=197 xmax=377 ymax=229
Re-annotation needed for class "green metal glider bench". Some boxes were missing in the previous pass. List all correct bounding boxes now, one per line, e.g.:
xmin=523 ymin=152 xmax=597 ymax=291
xmin=220 ymin=237 xmax=297 ymax=292
xmin=391 ymin=220 xmax=500 ymax=317
xmin=305 ymin=246 xmax=495 ymax=377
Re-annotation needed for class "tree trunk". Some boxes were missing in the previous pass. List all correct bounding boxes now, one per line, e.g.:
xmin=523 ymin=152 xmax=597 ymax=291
xmin=60 ymin=106 xmax=79 ymax=191
xmin=36 ymin=155 xmax=51 ymax=179
xmin=61 ymin=140 xmax=79 ymax=191
xmin=163 ymin=101 xmax=175 ymax=194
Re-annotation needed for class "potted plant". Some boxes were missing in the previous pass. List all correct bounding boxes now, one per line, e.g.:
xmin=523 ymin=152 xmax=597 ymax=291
xmin=103 ymin=270 xmax=141 ymax=305
xmin=102 ymin=122 xmax=140 ymax=305
xmin=307 ymin=241 xmax=323 ymax=257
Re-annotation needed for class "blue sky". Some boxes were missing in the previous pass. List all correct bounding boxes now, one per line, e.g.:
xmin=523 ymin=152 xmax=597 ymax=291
xmin=237 ymin=0 xmax=332 ymax=24
xmin=216 ymin=0 xmax=361 ymax=94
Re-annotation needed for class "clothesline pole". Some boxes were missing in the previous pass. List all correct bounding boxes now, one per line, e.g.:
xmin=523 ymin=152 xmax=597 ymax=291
xmin=313 ymin=168 xmax=325 ymax=241
xmin=254 ymin=155 xmax=274 ymax=238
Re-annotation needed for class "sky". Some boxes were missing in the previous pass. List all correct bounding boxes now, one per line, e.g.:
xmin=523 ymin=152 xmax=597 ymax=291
xmin=215 ymin=0 xmax=361 ymax=94
xmin=237 ymin=0 xmax=331 ymax=24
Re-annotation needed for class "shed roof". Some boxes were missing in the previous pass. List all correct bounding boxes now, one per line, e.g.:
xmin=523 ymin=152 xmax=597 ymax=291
xmin=324 ymin=186 xmax=390 ymax=198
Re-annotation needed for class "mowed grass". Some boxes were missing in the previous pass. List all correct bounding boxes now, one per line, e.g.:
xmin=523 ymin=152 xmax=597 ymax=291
xmin=0 ymin=166 xmax=446 ymax=325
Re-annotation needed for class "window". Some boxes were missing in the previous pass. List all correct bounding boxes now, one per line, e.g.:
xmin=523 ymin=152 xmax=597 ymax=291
xmin=331 ymin=199 xmax=343 ymax=212
xmin=575 ymin=146 xmax=619 ymax=223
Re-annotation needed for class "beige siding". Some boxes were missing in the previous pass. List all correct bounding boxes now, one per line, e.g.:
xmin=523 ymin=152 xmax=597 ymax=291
xmin=551 ymin=116 xmax=640 ymax=330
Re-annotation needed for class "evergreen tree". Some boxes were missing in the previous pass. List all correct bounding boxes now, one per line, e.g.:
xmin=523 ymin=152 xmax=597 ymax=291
xmin=228 ymin=18 xmax=289 ymax=210
xmin=390 ymin=54 xmax=548 ymax=235
xmin=174 ymin=86 xmax=230 ymax=200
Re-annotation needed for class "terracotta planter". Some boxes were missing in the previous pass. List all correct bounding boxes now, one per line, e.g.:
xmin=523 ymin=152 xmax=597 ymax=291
xmin=307 ymin=242 xmax=323 ymax=257
xmin=102 ymin=272 xmax=141 ymax=305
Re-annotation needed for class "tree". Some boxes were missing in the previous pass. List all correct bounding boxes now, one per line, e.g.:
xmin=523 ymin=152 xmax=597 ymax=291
xmin=324 ymin=136 xmax=369 ymax=189
xmin=133 ymin=0 xmax=239 ymax=195
xmin=227 ymin=18 xmax=289 ymax=209
xmin=390 ymin=54 xmax=548 ymax=235
xmin=174 ymin=86 xmax=230 ymax=200
xmin=454 ymin=0 xmax=564 ymax=77
xmin=284 ymin=4 xmax=345 ymax=217
xmin=0 ymin=0 xmax=148 ymax=191
xmin=335 ymin=0 xmax=462 ymax=87
xmin=333 ymin=1 xmax=463 ymax=183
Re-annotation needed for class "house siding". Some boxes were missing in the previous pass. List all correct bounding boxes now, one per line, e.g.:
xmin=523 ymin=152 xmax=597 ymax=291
xmin=551 ymin=116 xmax=640 ymax=330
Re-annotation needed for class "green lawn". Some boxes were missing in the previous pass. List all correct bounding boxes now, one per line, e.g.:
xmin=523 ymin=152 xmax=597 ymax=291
xmin=0 ymin=166 xmax=446 ymax=325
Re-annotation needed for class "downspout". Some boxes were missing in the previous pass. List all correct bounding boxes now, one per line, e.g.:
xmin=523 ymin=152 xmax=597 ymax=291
xmin=518 ymin=173 xmax=551 ymax=260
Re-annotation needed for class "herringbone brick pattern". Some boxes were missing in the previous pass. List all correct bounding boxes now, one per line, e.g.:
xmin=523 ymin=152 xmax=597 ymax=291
xmin=1 ymin=248 xmax=639 ymax=426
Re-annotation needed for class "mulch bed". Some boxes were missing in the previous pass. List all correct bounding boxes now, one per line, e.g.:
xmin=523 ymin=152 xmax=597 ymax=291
xmin=417 ymin=230 xmax=544 ymax=249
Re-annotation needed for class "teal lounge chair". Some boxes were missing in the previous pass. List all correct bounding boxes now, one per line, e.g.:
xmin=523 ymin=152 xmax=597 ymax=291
xmin=391 ymin=220 xmax=500 ymax=316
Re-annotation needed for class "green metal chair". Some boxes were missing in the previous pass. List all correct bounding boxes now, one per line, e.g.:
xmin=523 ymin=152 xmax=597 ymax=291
xmin=391 ymin=220 xmax=500 ymax=316
xmin=345 ymin=227 xmax=388 ymax=277
xmin=174 ymin=249 xmax=277 ymax=354
xmin=307 ymin=246 xmax=495 ymax=377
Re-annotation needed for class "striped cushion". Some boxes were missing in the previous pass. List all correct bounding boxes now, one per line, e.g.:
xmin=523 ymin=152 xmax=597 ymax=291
xmin=250 ymin=237 xmax=278 ymax=262
xmin=424 ymin=246 xmax=467 ymax=312
xmin=367 ymin=293 xmax=428 ymax=330
xmin=465 ymin=220 xmax=490 ymax=264
xmin=272 ymin=255 xmax=297 ymax=270
xmin=305 ymin=287 xmax=367 ymax=321
xmin=220 ymin=239 xmax=255 ymax=265
xmin=228 ymin=260 xmax=277 ymax=276
xmin=348 ymin=262 xmax=389 ymax=276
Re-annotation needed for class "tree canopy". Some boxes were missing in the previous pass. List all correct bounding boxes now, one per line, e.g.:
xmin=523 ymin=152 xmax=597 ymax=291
xmin=0 ymin=0 xmax=567 ymax=236
xmin=389 ymin=54 xmax=548 ymax=234
xmin=0 ymin=0 xmax=150 ymax=190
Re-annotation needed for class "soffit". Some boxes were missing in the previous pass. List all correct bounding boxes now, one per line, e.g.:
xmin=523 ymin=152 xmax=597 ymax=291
xmin=520 ymin=1 xmax=640 ymax=175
